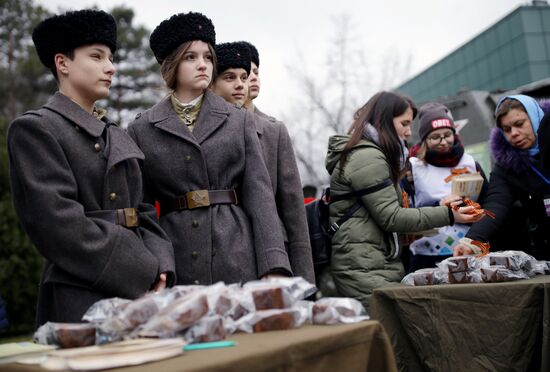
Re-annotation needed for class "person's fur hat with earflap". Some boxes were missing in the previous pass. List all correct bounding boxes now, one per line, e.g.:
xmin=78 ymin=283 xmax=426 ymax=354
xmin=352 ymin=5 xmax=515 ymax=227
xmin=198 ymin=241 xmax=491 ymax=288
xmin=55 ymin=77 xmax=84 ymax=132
xmin=215 ymin=42 xmax=251 ymax=75
xmin=150 ymin=12 xmax=216 ymax=64
xmin=32 ymin=9 xmax=117 ymax=69
xmin=241 ymin=41 xmax=259 ymax=67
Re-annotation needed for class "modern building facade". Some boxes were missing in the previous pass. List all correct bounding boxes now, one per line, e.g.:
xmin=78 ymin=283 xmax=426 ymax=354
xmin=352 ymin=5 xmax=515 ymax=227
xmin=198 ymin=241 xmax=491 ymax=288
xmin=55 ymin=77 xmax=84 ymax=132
xmin=397 ymin=1 xmax=550 ymax=174
xmin=398 ymin=1 xmax=550 ymax=102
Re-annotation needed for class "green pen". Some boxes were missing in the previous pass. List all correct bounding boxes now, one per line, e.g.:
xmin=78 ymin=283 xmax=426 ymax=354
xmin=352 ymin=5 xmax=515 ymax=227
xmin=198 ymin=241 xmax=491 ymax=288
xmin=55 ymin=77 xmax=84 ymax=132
xmin=184 ymin=340 xmax=237 ymax=351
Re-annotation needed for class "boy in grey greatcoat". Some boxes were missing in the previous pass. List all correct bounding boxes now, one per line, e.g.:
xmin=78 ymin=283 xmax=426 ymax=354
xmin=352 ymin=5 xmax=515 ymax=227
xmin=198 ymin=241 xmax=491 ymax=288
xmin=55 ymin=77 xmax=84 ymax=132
xmin=128 ymin=12 xmax=291 ymax=286
xmin=7 ymin=10 xmax=175 ymax=326
xmin=241 ymin=42 xmax=315 ymax=284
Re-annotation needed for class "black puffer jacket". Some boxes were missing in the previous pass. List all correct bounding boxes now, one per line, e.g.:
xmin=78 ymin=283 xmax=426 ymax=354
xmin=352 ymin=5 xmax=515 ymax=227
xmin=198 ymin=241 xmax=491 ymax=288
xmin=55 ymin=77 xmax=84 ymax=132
xmin=466 ymin=127 xmax=550 ymax=260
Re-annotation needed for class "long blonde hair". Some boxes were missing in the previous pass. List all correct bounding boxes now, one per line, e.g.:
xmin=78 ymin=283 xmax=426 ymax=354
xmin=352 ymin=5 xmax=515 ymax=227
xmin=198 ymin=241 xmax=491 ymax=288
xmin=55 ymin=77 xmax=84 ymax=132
xmin=159 ymin=41 xmax=217 ymax=91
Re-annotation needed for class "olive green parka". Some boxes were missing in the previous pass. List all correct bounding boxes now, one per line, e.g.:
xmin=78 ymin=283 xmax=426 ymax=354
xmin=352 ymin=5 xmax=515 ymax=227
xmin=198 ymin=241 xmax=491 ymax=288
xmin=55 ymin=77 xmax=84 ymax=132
xmin=326 ymin=134 xmax=451 ymax=309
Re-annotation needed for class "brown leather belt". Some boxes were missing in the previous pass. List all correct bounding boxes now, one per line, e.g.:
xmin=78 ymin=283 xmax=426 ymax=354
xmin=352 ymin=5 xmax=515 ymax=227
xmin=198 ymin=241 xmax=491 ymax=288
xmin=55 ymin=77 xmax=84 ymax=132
xmin=85 ymin=208 xmax=140 ymax=228
xmin=160 ymin=189 xmax=238 ymax=215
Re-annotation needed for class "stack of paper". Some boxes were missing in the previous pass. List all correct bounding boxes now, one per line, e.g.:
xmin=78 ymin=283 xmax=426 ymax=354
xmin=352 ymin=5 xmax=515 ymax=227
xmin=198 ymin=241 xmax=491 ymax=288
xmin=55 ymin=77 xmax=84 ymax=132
xmin=40 ymin=338 xmax=184 ymax=370
xmin=0 ymin=341 xmax=56 ymax=364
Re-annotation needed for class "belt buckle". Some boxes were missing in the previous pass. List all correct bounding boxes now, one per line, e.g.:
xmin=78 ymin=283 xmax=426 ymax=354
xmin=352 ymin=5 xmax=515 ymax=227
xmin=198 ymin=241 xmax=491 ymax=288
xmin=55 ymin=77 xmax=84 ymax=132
xmin=186 ymin=190 xmax=210 ymax=209
xmin=123 ymin=208 xmax=139 ymax=227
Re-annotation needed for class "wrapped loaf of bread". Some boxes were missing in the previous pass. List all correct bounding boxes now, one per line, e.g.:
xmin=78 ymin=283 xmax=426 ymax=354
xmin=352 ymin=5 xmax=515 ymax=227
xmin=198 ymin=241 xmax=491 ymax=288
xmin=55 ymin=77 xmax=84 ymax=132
xmin=312 ymin=298 xmax=368 ymax=325
xmin=82 ymin=297 xmax=131 ymax=324
xmin=243 ymin=277 xmax=316 ymax=311
xmin=235 ymin=309 xmax=301 ymax=333
xmin=137 ymin=292 xmax=209 ymax=338
xmin=251 ymin=287 xmax=286 ymax=310
xmin=448 ymin=271 xmax=470 ymax=284
xmin=446 ymin=257 xmax=470 ymax=273
xmin=98 ymin=295 xmax=161 ymax=342
xmin=56 ymin=323 xmax=96 ymax=348
xmin=481 ymin=266 xmax=528 ymax=283
xmin=34 ymin=322 xmax=96 ymax=348
xmin=401 ymin=268 xmax=449 ymax=286
xmin=481 ymin=266 xmax=509 ymax=282
xmin=183 ymin=315 xmax=226 ymax=343
xmin=169 ymin=285 xmax=205 ymax=299
xmin=253 ymin=309 xmax=297 ymax=332
xmin=411 ymin=271 xmax=434 ymax=286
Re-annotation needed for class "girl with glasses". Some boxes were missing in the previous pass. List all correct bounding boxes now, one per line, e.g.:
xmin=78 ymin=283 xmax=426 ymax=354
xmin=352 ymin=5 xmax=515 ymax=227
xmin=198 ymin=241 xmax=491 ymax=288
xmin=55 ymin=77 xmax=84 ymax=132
xmin=324 ymin=92 xmax=484 ymax=310
xmin=402 ymin=102 xmax=489 ymax=272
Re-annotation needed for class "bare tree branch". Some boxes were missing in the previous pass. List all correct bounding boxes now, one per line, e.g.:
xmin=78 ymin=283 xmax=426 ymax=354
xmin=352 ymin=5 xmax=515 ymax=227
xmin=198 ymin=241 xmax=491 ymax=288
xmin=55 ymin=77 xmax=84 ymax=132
xmin=283 ymin=13 xmax=412 ymax=188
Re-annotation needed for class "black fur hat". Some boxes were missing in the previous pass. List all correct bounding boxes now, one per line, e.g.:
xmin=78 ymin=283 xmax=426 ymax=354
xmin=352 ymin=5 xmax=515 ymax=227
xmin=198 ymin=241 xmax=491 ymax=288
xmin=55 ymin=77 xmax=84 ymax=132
xmin=32 ymin=9 xmax=117 ymax=69
xmin=241 ymin=41 xmax=259 ymax=67
xmin=215 ymin=42 xmax=251 ymax=75
xmin=150 ymin=12 xmax=216 ymax=64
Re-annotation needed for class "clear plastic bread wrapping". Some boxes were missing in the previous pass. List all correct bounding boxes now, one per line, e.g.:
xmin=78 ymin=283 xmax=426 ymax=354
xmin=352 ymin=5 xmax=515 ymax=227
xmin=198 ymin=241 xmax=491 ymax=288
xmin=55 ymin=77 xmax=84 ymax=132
xmin=34 ymin=277 xmax=372 ymax=347
xmin=402 ymin=250 xmax=550 ymax=286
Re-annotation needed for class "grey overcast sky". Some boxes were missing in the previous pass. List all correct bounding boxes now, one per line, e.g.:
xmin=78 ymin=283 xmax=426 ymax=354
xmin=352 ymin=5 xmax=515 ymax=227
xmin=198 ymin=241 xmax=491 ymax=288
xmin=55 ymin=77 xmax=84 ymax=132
xmin=36 ymin=0 xmax=530 ymax=117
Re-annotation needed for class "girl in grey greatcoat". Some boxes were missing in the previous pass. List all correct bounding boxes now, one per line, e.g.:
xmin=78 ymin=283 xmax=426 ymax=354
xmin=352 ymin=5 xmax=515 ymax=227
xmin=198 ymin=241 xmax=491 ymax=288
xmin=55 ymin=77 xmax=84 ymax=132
xmin=127 ymin=13 xmax=291 ymax=285
xmin=216 ymin=41 xmax=314 ymax=284
xmin=8 ymin=10 xmax=175 ymax=326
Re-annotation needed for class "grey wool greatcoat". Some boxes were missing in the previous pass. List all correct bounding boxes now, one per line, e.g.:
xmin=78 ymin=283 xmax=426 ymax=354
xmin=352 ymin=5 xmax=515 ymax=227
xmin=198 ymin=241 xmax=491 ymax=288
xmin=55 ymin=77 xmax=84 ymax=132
xmin=253 ymin=108 xmax=315 ymax=284
xmin=127 ymin=90 xmax=291 ymax=285
xmin=7 ymin=92 xmax=175 ymax=326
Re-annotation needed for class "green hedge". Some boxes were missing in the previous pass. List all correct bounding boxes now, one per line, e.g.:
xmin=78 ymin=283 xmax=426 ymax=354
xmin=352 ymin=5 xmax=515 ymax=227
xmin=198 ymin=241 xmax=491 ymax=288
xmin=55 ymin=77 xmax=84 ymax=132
xmin=0 ymin=117 xmax=42 ymax=337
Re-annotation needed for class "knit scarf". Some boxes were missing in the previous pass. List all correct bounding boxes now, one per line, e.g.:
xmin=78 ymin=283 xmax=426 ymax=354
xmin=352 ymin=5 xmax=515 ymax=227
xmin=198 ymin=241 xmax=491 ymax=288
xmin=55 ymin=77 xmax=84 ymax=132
xmin=424 ymin=139 xmax=465 ymax=168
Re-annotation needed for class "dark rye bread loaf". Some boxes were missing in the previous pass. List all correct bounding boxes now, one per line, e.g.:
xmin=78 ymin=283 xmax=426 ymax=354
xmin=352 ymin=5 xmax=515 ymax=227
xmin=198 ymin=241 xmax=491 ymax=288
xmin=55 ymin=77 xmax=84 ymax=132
xmin=55 ymin=323 xmax=96 ymax=348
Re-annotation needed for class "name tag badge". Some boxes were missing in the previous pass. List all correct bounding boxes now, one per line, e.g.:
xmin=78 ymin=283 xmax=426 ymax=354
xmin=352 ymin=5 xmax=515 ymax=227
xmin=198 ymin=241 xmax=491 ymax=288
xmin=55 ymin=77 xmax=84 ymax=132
xmin=544 ymin=196 xmax=550 ymax=217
